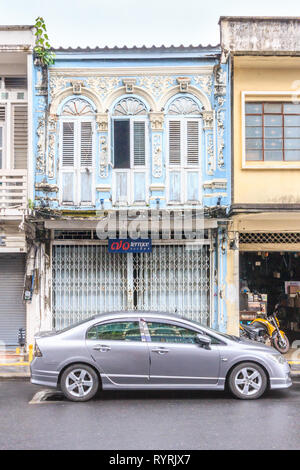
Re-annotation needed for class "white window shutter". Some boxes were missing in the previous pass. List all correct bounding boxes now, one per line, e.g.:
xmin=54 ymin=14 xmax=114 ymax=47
xmin=169 ymin=120 xmax=181 ymax=165
xmin=186 ymin=121 xmax=199 ymax=165
xmin=62 ymin=122 xmax=75 ymax=167
xmin=133 ymin=121 xmax=146 ymax=166
xmin=13 ymin=104 xmax=28 ymax=169
xmin=80 ymin=121 xmax=93 ymax=167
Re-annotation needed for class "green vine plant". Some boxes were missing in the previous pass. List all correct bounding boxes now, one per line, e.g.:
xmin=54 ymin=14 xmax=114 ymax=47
xmin=34 ymin=17 xmax=55 ymax=66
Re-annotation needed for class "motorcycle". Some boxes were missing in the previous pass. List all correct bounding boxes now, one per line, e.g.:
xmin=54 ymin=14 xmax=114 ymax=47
xmin=240 ymin=304 xmax=290 ymax=354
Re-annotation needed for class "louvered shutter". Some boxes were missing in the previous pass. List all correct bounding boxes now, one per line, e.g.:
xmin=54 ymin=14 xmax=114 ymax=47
xmin=133 ymin=121 xmax=146 ymax=166
xmin=186 ymin=121 xmax=199 ymax=165
xmin=13 ymin=105 xmax=27 ymax=169
xmin=0 ymin=127 xmax=2 ymax=168
xmin=4 ymin=77 xmax=27 ymax=89
xmin=62 ymin=122 xmax=75 ymax=166
xmin=80 ymin=121 xmax=93 ymax=167
xmin=0 ymin=108 xmax=4 ymax=169
xmin=169 ymin=120 xmax=181 ymax=165
xmin=0 ymin=106 xmax=5 ymax=121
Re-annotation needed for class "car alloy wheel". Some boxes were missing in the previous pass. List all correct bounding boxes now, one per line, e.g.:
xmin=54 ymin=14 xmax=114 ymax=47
xmin=65 ymin=368 xmax=94 ymax=398
xmin=228 ymin=362 xmax=267 ymax=400
xmin=61 ymin=364 xmax=99 ymax=402
xmin=234 ymin=367 xmax=262 ymax=396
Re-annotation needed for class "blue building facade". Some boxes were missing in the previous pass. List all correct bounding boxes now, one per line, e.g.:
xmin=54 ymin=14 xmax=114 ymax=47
xmin=30 ymin=45 xmax=231 ymax=334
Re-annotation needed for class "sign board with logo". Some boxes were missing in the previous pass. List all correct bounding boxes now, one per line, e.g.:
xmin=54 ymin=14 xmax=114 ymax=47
xmin=108 ymin=239 xmax=152 ymax=253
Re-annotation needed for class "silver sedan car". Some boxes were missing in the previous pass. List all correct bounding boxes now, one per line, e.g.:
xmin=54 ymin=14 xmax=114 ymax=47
xmin=30 ymin=311 xmax=292 ymax=402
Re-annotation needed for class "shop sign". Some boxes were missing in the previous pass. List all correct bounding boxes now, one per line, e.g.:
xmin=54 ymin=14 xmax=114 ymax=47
xmin=108 ymin=238 xmax=152 ymax=253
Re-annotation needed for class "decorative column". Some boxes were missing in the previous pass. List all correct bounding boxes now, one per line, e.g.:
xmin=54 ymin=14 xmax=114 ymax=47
xmin=47 ymin=114 xmax=58 ymax=179
xmin=96 ymin=113 xmax=109 ymax=178
xmin=149 ymin=112 xmax=164 ymax=178
xmin=201 ymin=110 xmax=215 ymax=176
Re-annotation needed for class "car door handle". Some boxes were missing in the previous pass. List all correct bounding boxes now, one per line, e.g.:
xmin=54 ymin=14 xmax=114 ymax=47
xmin=93 ymin=344 xmax=111 ymax=352
xmin=152 ymin=347 xmax=169 ymax=354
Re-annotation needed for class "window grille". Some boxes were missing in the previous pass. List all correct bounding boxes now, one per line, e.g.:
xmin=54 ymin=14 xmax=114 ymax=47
xmin=239 ymin=232 xmax=300 ymax=244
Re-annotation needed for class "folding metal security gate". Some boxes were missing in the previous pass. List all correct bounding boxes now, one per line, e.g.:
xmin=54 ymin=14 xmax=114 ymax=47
xmin=52 ymin=244 xmax=210 ymax=330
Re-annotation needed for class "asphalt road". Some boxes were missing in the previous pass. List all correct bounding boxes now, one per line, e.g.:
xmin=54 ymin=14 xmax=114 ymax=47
xmin=0 ymin=379 xmax=300 ymax=450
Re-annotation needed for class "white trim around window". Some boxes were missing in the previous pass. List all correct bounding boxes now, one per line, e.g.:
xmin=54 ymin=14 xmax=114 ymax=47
xmin=59 ymin=117 xmax=96 ymax=206
xmin=166 ymin=117 xmax=202 ymax=205
xmin=111 ymin=116 xmax=149 ymax=206
xmin=242 ymin=91 xmax=300 ymax=169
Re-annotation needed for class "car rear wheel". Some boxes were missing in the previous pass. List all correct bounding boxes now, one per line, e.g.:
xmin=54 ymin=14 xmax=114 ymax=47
xmin=228 ymin=362 xmax=267 ymax=400
xmin=61 ymin=364 xmax=99 ymax=402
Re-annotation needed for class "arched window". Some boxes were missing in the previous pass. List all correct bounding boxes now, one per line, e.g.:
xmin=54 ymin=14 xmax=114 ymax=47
xmin=166 ymin=96 xmax=203 ymax=204
xmin=60 ymin=98 xmax=95 ymax=205
xmin=112 ymin=97 xmax=149 ymax=205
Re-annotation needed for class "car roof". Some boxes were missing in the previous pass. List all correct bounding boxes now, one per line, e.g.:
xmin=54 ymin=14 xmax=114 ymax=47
xmin=94 ymin=310 xmax=195 ymax=322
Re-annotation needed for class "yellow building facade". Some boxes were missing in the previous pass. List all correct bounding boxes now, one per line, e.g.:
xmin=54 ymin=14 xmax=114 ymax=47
xmin=221 ymin=18 xmax=300 ymax=339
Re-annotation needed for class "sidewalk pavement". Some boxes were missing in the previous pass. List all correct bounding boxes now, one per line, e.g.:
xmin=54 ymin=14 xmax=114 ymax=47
xmin=0 ymin=355 xmax=30 ymax=379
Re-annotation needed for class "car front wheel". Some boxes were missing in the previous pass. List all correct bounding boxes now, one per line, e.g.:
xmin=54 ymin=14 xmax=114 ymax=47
xmin=60 ymin=364 xmax=99 ymax=402
xmin=228 ymin=362 xmax=267 ymax=400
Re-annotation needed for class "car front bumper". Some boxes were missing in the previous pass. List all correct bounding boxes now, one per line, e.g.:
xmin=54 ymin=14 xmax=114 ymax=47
xmin=269 ymin=369 xmax=293 ymax=390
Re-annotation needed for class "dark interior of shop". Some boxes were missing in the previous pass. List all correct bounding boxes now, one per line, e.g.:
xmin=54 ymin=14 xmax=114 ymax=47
xmin=240 ymin=251 xmax=300 ymax=343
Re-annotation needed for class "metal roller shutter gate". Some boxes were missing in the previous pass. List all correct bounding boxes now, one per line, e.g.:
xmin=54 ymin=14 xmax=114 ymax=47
xmin=52 ymin=244 xmax=210 ymax=330
xmin=0 ymin=254 xmax=26 ymax=348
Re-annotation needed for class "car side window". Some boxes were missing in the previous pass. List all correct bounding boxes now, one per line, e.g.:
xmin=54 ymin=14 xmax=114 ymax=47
xmin=146 ymin=322 xmax=200 ymax=344
xmin=87 ymin=321 xmax=141 ymax=342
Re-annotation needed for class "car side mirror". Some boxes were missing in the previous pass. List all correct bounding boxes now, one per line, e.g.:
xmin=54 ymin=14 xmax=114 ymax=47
xmin=195 ymin=334 xmax=211 ymax=349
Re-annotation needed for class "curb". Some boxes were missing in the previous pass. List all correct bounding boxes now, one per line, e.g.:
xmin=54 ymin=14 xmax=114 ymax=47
xmin=0 ymin=375 xmax=30 ymax=381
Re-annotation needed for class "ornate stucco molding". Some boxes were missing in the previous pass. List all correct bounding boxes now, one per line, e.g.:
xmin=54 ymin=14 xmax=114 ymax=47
xmin=193 ymin=75 xmax=213 ymax=96
xmin=176 ymin=77 xmax=191 ymax=92
xmin=96 ymin=113 xmax=109 ymax=132
xmin=217 ymin=109 xmax=225 ymax=169
xmin=149 ymin=112 xmax=164 ymax=131
xmin=138 ymin=75 xmax=175 ymax=99
xmin=203 ymin=179 xmax=227 ymax=190
xmin=99 ymin=136 xmax=109 ymax=178
xmin=70 ymin=80 xmax=84 ymax=94
xmin=85 ymin=76 xmax=120 ymax=99
xmin=36 ymin=116 xmax=46 ymax=174
xmin=214 ymin=67 xmax=227 ymax=96
xmin=47 ymin=114 xmax=58 ymax=179
xmin=122 ymin=78 xmax=136 ymax=93
xmin=47 ymin=134 xmax=56 ymax=179
xmin=152 ymin=134 xmax=163 ymax=178
xmin=201 ymin=110 xmax=214 ymax=130
xmin=206 ymin=133 xmax=215 ymax=176
xmin=35 ymin=182 xmax=59 ymax=192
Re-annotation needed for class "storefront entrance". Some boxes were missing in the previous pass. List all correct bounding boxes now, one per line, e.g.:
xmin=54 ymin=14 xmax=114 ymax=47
xmin=240 ymin=251 xmax=300 ymax=344
xmin=52 ymin=243 xmax=211 ymax=330
xmin=0 ymin=254 xmax=26 ymax=348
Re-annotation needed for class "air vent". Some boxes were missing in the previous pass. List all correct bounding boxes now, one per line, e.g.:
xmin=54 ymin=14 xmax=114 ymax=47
xmin=4 ymin=77 xmax=27 ymax=89
xmin=0 ymin=107 xmax=5 ymax=121
xmin=62 ymin=122 xmax=75 ymax=166
xmin=187 ymin=121 xmax=199 ymax=165
xmin=169 ymin=120 xmax=181 ymax=165
xmin=239 ymin=232 xmax=300 ymax=244
xmin=80 ymin=122 xmax=93 ymax=167
xmin=133 ymin=121 xmax=146 ymax=166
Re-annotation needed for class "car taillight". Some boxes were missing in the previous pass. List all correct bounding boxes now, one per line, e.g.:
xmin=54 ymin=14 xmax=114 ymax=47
xmin=34 ymin=342 xmax=43 ymax=357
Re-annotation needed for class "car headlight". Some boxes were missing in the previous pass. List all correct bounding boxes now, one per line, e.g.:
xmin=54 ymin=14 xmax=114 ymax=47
xmin=270 ymin=354 xmax=287 ymax=365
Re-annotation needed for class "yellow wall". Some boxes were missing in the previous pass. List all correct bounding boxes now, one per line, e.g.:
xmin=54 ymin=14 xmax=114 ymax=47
xmin=234 ymin=56 xmax=300 ymax=204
